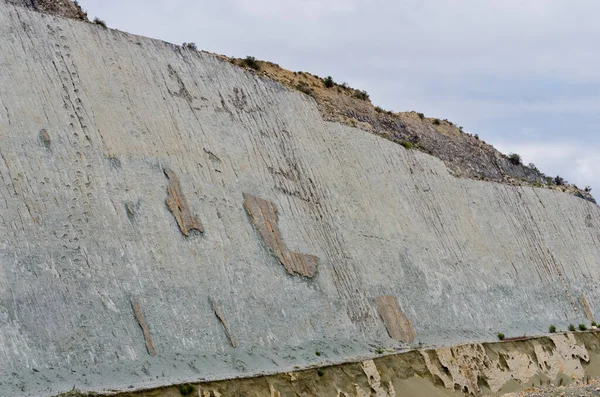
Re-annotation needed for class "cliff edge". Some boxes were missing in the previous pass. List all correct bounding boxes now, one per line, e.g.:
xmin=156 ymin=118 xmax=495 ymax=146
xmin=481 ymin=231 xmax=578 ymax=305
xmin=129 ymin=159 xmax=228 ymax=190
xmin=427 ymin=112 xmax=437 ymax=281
xmin=1 ymin=2 xmax=599 ymax=397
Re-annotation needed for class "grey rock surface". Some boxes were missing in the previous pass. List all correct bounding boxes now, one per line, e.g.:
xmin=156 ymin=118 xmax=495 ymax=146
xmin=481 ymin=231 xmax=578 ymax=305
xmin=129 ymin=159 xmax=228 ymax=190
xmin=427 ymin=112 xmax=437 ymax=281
xmin=0 ymin=3 xmax=600 ymax=396
xmin=3 ymin=0 xmax=87 ymax=20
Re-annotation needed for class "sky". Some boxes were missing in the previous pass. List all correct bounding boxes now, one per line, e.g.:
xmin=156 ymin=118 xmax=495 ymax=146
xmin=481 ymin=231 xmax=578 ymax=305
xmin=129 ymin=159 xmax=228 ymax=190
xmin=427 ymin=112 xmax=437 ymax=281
xmin=80 ymin=0 xmax=600 ymax=191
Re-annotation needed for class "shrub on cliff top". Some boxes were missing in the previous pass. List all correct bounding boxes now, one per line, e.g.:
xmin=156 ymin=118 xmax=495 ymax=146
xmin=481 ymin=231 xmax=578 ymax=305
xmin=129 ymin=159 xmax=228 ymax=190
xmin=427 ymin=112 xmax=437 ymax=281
xmin=353 ymin=89 xmax=370 ymax=101
xmin=568 ymin=324 xmax=576 ymax=331
xmin=497 ymin=332 xmax=505 ymax=340
xmin=549 ymin=325 xmax=556 ymax=333
xmin=579 ymin=324 xmax=587 ymax=331
xmin=182 ymin=42 xmax=197 ymax=51
xmin=93 ymin=18 xmax=107 ymax=28
xmin=243 ymin=56 xmax=260 ymax=70
xmin=508 ymin=153 xmax=522 ymax=165
xmin=323 ymin=76 xmax=335 ymax=88
xmin=432 ymin=119 xmax=441 ymax=125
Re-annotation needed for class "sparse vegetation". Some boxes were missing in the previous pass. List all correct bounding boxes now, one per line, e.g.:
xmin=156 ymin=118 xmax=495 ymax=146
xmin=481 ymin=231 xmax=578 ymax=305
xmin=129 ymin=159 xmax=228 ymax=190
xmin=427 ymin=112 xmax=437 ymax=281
xmin=417 ymin=112 xmax=425 ymax=119
xmin=182 ymin=42 xmax=197 ymax=51
xmin=549 ymin=325 xmax=556 ymax=333
xmin=315 ymin=351 xmax=321 ymax=356
xmin=497 ymin=332 xmax=505 ymax=340
xmin=474 ymin=134 xmax=479 ymax=140
xmin=508 ymin=153 xmax=522 ymax=165
xmin=179 ymin=384 xmax=195 ymax=395
xmin=93 ymin=18 xmax=107 ymax=28
xmin=323 ymin=76 xmax=335 ymax=88
xmin=528 ymin=163 xmax=539 ymax=173
xmin=555 ymin=175 xmax=565 ymax=186
xmin=585 ymin=186 xmax=593 ymax=193
xmin=243 ymin=56 xmax=260 ymax=70
xmin=317 ymin=369 xmax=325 ymax=377
xmin=376 ymin=347 xmax=385 ymax=354
xmin=593 ymin=322 xmax=597 ymax=327
xmin=296 ymin=82 xmax=314 ymax=96
xmin=400 ymin=141 xmax=413 ymax=150
xmin=569 ymin=324 xmax=576 ymax=331
xmin=353 ymin=89 xmax=370 ymax=101
xmin=579 ymin=324 xmax=588 ymax=331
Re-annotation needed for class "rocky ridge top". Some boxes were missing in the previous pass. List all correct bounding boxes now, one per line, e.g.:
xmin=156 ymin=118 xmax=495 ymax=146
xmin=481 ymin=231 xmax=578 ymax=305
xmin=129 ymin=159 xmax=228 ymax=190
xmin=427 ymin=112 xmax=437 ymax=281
xmin=6 ymin=0 xmax=594 ymax=203
xmin=4 ymin=0 xmax=88 ymax=21
xmin=224 ymin=56 xmax=595 ymax=203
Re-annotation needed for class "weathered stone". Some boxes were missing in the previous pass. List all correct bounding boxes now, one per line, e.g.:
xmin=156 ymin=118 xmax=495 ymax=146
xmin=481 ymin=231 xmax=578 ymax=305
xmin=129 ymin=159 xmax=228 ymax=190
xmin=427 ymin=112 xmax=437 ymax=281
xmin=131 ymin=299 xmax=156 ymax=357
xmin=164 ymin=168 xmax=204 ymax=236
xmin=4 ymin=0 xmax=88 ymax=20
xmin=243 ymin=193 xmax=318 ymax=277
xmin=210 ymin=298 xmax=237 ymax=348
xmin=2 ymin=3 xmax=600 ymax=396
xmin=39 ymin=128 xmax=51 ymax=147
xmin=580 ymin=294 xmax=595 ymax=322
xmin=373 ymin=296 xmax=416 ymax=343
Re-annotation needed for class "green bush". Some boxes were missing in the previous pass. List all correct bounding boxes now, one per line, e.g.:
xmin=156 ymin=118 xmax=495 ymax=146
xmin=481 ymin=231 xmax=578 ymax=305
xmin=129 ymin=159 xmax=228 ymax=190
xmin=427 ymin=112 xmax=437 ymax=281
xmin=400 ymin=141 xmax=412 ymax=150
xmin=182 ymin=42 xmax=197 ymax=51
xmin=353 ymin=89 xmax=370 ymax=101
xmin=243 ymin=56 xmax=260 ymax=70
xmin=579 ymin=324 xmax=587 ymax=331
xmin=555 ymin=175 xmax=565 ymax=186
xmin=569 ymin=324 xmax=576 ymax=331
xmin=432 ymin=119 xmax=441 ymax=125
xmin=417 ymin=112 xmax=425 ymax=119
xmin=549 ymin=325 xmax=556 ymax=333
xmin=474 ymin=134 xmax=479 ymax=140
xmin=593 ymin=322 xmax=597 ymax=327
xmin=376 ymin=347 xmax=384 ymax=354
xmin=315 ymin=351 xmax=321 ymax=356
xmin=317 ymin=369 xmax=325 ymax=377
xmin=508 ymin=153 xmax=522 ymax=165
xmin=179 ymin=384 xmax=195 ymax=396
xmin=497 ymin=332 xmax=505 ymax=340
xmin=93 ymin=18 xmax=107 ymax=28
xmin=323 ymin=76 xmax=335 ymax=88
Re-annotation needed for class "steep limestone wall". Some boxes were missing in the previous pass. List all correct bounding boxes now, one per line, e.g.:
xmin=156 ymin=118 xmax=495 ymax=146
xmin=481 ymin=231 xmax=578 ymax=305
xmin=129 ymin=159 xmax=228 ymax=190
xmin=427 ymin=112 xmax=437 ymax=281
xmin=1 ymin=3 xmax=600 ymax=396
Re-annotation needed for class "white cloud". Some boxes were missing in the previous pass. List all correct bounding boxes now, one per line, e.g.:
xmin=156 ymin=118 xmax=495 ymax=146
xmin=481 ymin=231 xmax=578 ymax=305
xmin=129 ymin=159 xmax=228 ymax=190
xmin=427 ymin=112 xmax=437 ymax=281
xmin=495 ymin=141 xmax=600 ymax=191
xmin=235 ymin=0 xmax=355 ymax=20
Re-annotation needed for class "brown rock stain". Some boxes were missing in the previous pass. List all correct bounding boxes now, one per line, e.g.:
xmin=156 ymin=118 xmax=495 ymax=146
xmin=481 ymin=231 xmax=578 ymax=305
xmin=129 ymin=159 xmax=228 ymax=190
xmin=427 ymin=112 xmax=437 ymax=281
xmin=243 ymin=193 xmax=317 ymax=277
xmin=373 ymin=296 xmax=416 ymax=343
xmin=164 ymin=168 xmax=204 ymax=236
xmin=131 ymin=299 xmax=156 ymax=357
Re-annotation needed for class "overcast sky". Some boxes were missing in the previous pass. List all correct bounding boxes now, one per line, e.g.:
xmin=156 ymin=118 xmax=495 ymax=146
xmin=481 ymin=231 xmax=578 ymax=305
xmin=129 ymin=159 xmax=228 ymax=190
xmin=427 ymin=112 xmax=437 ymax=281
xmin=80 ymin=0 xmax=600 ymax=191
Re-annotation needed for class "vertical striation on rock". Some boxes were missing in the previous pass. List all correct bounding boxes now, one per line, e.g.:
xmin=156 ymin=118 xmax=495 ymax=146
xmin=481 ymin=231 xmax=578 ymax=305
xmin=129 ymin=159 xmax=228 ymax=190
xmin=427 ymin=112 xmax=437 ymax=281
xmin=2 ymin=3 xmax=600 ymax=396
xmin=243 ymin=193 xmax=318 ymax=277
xmin=164 ymin=168 xmax=204 ymax=236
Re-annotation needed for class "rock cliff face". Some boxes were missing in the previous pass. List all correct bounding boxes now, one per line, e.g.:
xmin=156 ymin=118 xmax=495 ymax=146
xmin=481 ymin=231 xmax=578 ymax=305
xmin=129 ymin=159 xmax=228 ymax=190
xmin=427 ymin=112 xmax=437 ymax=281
xmin=4 ymin=0 xmax=87 ymax=20
xmin=1 ymin=2 xmax=600 ymax=397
